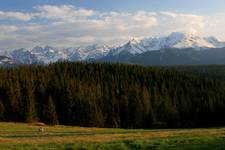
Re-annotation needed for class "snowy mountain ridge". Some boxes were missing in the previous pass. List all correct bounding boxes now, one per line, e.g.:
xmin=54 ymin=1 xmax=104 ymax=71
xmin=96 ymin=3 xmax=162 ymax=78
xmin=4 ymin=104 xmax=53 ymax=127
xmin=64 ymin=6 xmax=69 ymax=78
xmin=4 ymin=32 xmax=225 ymax=64
xmin=140 ymin=32 xmax=223 ymax=51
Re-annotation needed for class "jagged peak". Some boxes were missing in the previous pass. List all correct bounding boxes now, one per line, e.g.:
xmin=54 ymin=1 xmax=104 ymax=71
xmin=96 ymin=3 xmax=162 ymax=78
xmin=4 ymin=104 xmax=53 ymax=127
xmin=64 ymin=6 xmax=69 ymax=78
xmin=4 ymin=32 xmax=225 ymax=65
xmin=127 ymin=37 xmax=139 ymax=45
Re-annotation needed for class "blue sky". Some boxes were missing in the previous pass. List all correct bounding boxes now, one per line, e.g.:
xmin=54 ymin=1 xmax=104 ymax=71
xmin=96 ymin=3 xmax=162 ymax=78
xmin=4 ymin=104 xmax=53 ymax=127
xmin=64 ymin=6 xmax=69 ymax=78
xmin=0 ymin=0 xmax=225 ymax=50
xmin=1 ymin=0 xmax=225 ymax=13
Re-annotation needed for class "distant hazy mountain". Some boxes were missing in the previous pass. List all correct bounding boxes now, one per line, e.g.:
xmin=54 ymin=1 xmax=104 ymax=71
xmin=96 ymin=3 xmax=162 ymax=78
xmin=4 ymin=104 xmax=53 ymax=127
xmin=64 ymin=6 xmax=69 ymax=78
xmin=1 ymin=32 xmax=225 ymax=66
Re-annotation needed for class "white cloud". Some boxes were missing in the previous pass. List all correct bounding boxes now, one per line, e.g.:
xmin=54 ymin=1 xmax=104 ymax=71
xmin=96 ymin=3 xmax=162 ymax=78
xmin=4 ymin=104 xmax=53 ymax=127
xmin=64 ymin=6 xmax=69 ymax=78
xmin=0 ymin=5 xmax=225 ymax=50
xmin=0 ymin=11 xmax=32 ymax=21
xmin=0 ymin=25 xmax=18 ymax=40
xmin=158 ymin=11 xmax=205 ymax=35
xmin=132 ymin=11 xmax=157 ymax=28
xmin=204 ymin=13 xmax=225 ymax=40
xmin=160 ymin=11 xmax=178 ymax=18
xmin=34 ymin=5 xmax=96 ymax=22
xmin=0 ymin=25 xmax=18 ymax=33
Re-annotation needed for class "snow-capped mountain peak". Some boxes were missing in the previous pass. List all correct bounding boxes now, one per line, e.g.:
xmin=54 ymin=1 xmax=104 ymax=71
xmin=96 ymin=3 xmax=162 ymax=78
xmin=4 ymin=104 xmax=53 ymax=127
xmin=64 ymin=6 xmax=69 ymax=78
xmin=128 ymin=37 xmax=139 ymax=45
xmin=140 ymin=32 xmax=217 ymax=51
xmin=167 ymin=32 xmax=187 ymax=41
xmin=31 ymin=46 xmax=44 ymax=53
xmin=3 ymin=32 xmax=225 ymax=65
xmin=9 ymin=48 xmax=38 ymax=64
xmin=166 ymin=32 xmax=214 ymax=49
xmin=112 ymin=38 xmax=147 ymax=55
xmin=68 ymin=44 xmax=111 ymax=61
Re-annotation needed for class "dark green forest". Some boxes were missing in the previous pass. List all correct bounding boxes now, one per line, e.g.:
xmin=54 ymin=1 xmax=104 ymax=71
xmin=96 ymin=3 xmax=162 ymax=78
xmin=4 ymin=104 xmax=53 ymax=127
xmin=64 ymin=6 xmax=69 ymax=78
xmin=169 ymin=65 xmax=225 ymax=81
xmin=0 ymin=62 xmax=225 ymax=128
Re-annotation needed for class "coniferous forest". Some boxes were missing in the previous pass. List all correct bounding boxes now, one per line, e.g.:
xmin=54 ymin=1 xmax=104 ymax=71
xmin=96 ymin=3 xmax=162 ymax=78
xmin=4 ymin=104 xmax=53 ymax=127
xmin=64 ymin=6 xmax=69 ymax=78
xmin=0 ymin=62 xmax=225 ymax=129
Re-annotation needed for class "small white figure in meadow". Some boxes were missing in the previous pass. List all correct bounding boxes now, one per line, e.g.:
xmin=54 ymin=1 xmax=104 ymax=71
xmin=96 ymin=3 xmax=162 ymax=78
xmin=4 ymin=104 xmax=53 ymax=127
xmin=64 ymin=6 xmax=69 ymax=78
xmin=38 ymin=127 xmax=44 ymax=132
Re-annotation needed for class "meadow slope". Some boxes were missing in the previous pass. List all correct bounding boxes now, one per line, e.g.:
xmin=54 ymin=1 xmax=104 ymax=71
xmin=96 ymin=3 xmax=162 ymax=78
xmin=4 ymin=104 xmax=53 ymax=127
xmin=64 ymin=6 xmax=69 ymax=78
xmin=0 ymin=122 xmax=225 ymax=149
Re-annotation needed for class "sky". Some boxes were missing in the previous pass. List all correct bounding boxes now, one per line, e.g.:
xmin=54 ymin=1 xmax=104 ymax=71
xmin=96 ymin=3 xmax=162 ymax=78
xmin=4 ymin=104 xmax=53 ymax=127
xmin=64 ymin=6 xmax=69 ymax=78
xmin=0 ymin=0 xmax=225 ymax=50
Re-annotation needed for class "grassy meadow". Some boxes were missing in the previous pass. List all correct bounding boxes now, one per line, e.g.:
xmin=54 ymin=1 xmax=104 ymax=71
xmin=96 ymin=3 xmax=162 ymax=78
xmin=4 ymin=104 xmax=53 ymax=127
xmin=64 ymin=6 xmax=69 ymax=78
xmin=0 ymin=122 xmax=225 ymax=149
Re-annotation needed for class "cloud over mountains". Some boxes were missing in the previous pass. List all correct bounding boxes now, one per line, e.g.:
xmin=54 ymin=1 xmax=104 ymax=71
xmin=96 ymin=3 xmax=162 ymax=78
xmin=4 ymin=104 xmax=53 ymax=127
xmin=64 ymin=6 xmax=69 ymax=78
xmin=0 ymin=4 xmax=224 ymax=50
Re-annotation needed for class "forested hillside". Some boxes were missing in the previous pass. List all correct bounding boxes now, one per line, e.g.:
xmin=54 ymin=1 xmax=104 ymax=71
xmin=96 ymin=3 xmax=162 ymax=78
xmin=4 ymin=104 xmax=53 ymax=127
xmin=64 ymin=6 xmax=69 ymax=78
xmin=129 ymin=48 xmax=225 ymax=66
xmin=169 ymin=65 xmax=225 ymax=81
xmin=0 ymin=62 xmax=225 ymax=128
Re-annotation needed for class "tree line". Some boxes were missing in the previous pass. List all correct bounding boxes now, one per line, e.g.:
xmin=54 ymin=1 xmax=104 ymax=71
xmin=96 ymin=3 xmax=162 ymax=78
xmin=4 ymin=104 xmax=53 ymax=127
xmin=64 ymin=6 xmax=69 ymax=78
xmin=0 ymin=62 xmax=225 ymax=128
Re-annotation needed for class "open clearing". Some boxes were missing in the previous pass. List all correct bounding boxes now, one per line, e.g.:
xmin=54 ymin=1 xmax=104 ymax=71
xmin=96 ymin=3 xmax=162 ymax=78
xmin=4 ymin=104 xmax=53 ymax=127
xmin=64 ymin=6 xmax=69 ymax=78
xmin=0 ymin=122 xmax=225 ymax=149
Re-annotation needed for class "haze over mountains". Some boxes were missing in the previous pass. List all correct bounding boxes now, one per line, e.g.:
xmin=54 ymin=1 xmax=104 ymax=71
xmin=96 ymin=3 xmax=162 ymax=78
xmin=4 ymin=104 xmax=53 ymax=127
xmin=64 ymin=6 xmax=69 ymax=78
xmin=1 ymin=32 xmax=225 ymax=66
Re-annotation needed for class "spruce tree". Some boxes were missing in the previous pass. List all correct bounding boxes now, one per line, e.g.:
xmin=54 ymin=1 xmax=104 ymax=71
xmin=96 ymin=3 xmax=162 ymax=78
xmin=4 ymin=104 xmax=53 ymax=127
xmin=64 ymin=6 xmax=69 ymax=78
xmin=0 ymin=101 xmax=5 ymax=120
xmin=26 ymin=88 xmax=37 ymax=122
xmin=44 ymin=96 xmax=59 ymax=125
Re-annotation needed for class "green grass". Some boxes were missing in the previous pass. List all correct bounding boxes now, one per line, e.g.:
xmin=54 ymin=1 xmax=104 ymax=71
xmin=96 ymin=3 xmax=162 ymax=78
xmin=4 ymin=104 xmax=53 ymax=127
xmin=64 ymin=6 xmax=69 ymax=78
xmin=0 ymin=122 xmax=225 ymax=150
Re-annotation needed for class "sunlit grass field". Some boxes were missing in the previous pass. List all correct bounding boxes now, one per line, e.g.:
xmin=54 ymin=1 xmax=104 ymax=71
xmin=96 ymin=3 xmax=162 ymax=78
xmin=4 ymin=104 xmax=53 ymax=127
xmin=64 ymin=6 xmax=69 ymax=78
xmin=0 ymin=122 xmax=225 ymax=150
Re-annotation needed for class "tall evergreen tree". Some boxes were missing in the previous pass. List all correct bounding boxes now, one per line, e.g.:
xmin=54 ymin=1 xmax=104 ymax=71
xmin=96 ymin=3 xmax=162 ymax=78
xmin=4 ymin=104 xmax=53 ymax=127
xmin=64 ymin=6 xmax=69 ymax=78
xmin=0 ymin=101 xmax=5 ymax=120
xmin=43 ymin=96 xmax=58 ymax=125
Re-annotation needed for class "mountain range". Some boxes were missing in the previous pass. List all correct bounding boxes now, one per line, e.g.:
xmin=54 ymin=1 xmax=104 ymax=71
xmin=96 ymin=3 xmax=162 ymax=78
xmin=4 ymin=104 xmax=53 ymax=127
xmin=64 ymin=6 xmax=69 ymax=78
xmin=1 ymin=32 xmax=225 ymax=66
